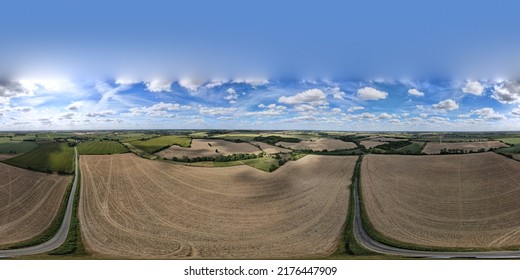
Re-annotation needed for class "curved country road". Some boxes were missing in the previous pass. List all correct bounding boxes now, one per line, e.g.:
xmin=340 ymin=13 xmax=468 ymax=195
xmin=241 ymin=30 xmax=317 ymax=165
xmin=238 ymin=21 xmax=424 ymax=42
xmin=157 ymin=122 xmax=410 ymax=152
xmin=352 ymin=171 xmax=520 ymax=258
xmin=0 ymin=147 xmax=79 ymax=258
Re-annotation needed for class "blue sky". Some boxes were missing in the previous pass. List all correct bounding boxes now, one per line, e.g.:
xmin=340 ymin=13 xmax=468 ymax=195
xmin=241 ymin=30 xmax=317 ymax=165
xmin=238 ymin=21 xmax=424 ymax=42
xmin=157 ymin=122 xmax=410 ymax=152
xmin=1 ymin=1 xmax=520 ymax=130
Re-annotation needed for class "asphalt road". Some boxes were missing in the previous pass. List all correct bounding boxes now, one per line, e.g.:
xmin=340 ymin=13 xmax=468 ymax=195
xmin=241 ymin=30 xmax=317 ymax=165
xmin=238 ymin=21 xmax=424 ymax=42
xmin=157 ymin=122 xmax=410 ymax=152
xmin=0 ymin=147 xmax=79 ymax=258
xmin=352 ymin=174 xmax=520 ymax=259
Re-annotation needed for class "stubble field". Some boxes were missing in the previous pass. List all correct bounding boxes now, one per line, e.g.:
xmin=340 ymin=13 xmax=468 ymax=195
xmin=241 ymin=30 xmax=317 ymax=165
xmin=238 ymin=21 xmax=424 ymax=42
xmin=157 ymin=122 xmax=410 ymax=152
xmin=250 ymin=141 xmax=291 ymax=154
xmin=0 ymin=163 xmax=71 ymax=246
xmin=79 ymin=153 xmax=355 ymax=259
xmin=361 ymin=153 xmax=520 ymax=248
xmin=422 ymin=141 xmax=508 ymax=154
xmin=276 ymin=138 xmax=357 ymax=151
xmin=156 ymin=139 xmax=261 ymax=159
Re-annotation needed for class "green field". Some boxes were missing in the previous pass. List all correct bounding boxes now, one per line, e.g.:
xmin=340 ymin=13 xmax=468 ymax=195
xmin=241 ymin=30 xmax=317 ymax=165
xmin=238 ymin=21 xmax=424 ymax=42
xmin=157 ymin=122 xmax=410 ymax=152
xmin=496 ymin=145 xmax=520 ymax=154
xmin=497 ymin=138 xmax=520 ymax=145
xmin=188 ymin=157 xmax=279 ymax=172
xmin=130 ymin=135 xmax=191 ymax=154
xmin=0 ymin=141 xmax=38 ymax=154
xmin=77 ymin=141 xmax=128 ymax=155
xmin=395 ymin=142 xmax=425 ymax=154
xmin=4 ymin=142 xmax=75 ymax=174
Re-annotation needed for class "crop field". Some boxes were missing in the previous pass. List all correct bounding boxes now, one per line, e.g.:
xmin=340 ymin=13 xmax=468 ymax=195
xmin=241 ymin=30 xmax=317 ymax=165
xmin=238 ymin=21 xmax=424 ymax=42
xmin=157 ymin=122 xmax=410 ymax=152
xmin=0 ymin=162 xmax=71 ymax=246
xmin=79 ymin=153 xmax=355 ymax=259
xmin=361 ymin=153 xmax=520 ymax=248
xmin=498 ymin=138 xmax=520 ymax=145
xmin=4 ymin=142 xmax=75 ymax=174
xmin=395 ymin=141 xmax=425 ymax=154
xmin=422 ymin=140 xmax=508 ymax=154
xmin=370 ymin=137 xmax=406 ymax=142
xmin=77 ymin=141 xmax=128 ymax=155
xmin=250 ymin=141 xmax=291 ymax=154
xmin=0 ymin=141 xmax=38 ymax=154
xmin=156 ymin=139 xmax=261 ymax=159
xmin=129 ymin=135 xmax=191 ymax=154
xmin=276 ymin=138 xmax=357 ymax=151
xmin=360 ymin=140 xmax=387 ymax=149
xmin=513 ymin=154 xmax=520 ymax=161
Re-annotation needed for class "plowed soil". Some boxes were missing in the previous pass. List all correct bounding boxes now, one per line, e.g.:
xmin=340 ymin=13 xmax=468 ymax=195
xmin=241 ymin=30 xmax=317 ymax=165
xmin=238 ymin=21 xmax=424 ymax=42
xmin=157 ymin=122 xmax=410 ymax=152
xmin=79 ymin=154 xmax=355 ymax=259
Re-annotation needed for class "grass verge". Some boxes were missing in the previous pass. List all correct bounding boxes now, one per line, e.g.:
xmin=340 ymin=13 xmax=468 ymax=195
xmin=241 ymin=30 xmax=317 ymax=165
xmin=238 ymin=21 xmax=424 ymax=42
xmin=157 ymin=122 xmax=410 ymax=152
xmin=48 ymin=166 xmax=86 ymax=256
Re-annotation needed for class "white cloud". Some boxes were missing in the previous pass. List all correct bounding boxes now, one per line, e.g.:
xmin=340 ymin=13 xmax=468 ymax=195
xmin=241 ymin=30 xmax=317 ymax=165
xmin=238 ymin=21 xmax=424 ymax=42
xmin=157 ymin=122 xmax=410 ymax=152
xmin=224 ymin=88 xmax=238 ymax=103
xmin=128 ymin=102 xmax=190 ymax=116
xmin=0 ymin=80 xmax=34 ymax=104
xmin=85 ymin=110 xmax=116 ymax=117
xmin=512 ymin=108 xmax=520 ymax=116
xmin=331 ymin=108 xmax=342 ymax=114
xmin=66 ymin=101 xmax=83 ymax=111
xmin=58 ymin=113 xmax=75 ymax=120
xmin=462 ymin=80 xmax=484 ymax=96
xmin=416 ymin=105 xmax=425 ymax=110
xmin=347 ymin=106 xmax=365 ymax=112
xmin=295 ymin=104 xmax=318 ymax=114
xmin=205 ymin=79 xmax=228 ymax=88
xmin=492 ymin=81 xmax=520 ymax=104
xmin=419 ymin=113 xmax=428 ymax=118
xmin=247 ymin=104 xmax=286 ymax=116
xmin=178 ymin=78 xmax=205 ymax=92
xmin=146 ymin=79 xmax=173 ymax=92
xmin=19 ymin=78 xmax=76 ymax=93
xmin=199 ymin=106 xmax=237 ymax=115
xmin=401 ymin=112 xmax=410 ymax=117
xmin=115 ymin=78 xmax=139 ymax=85
xmin=232 ymin=78 xmax=269 ymax=86
xmin=377 ymin=113 xmax=392 ymax=119
xmin=330 ymin=87 xmax=346 ymax=99
xmin=278 ymin=88 xmax=328 ymax=105
xmin=432 ymin=99 xmax=459 ymax=111
xmin=357 ymin=87 xmax=388 ymax=100
xmin=471 ymin=107 xmax=506 ymax=120
xmin=457 ymin=113 xmax=471 ymax=118
xmin=407 ymin=88 xmax=424 ymax=97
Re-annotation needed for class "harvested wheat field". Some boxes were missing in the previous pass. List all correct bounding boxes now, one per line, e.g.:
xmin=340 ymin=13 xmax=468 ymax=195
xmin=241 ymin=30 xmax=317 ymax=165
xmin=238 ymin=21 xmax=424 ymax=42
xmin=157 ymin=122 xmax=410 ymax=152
xmin=360 ymin=140 xmax=387 ymax=149
xmin=361 ymin=152 xmax=520 ymax=248
xmin=79 ymin=153 xmax=355 ymax=259
xmin=156 ymin=139 xmax=261 ymax=159
xmin=0 ymin=162 xmax=71 ymax=246
xmin=276 ymin=138 xmax=357 ymax=151
xmin=422 ymin=140 xmax=508 ymax=154
xmin=512 ymin=154 xmax=520 ymax=161
xmin=250 ymin=141 xmax=291 ymax=154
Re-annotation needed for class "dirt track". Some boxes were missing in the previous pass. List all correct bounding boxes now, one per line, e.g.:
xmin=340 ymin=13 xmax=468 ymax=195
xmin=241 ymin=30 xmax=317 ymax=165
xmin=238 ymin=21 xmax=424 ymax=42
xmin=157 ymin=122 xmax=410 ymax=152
xmin=79 ymin=154 xmax=355 ymax=259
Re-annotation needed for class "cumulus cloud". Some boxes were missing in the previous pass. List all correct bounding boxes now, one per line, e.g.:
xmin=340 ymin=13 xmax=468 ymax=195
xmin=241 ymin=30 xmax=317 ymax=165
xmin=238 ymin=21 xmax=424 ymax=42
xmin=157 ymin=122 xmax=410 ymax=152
xmin=356 ymin=87 xmax=388 ymax=100
xmin=128 ymin=102 xmax=190 ymax=116
xmin=295 ymin=104 xmax=319 ymax=114
xmin=248 ymin=103 xmax=287 ymax=116
xmin=330 ymin=87 xmax=346 ymax=99
xmin=401 ymin=112 xmax=410 ymax=117
xmin=407 ymin=88 xmax=424 ymax=97
xmin=85 ymin=110 xmax=116 ymax=117
xmin=377 ymin=113 xmax=392 ymax=119
xmin=199 ymin=106 xmax=236 ymax=115
xmin=462 ymin=80 xmax=484 ymax=95
xmin=347 ymin=106 xmax=365 ymax=112
xmin=178 ymin=78 xmax=205 ymax=92
xmin=224 ymin=88 xmax=238 ymax=103
xmin=278 ymin=89 xmax=328 ymax=105
xmin=512 ymin=108 xmax=520 ymax=116
xmin=432 ymin=99 xmax=459 ymax=111
xmin=0 ymin=80 xmax=33 ymax=104
xmin=232 ymin=78 xmax=269 ymax=86
xmin=146 ymin=79 xmax=173 ymax=92
xmin=492 ymin=81 xmax=520 ymax=104
xmin=471 ymin=107 xmax=506 ymax=120
xmin=66 ymin=101 xmax=83 ymax=111
xmin=331 ymin=108 xmax=342 ymax=114
xmin=419 ymin=113 xmax=428 ymax=118
xmin=58 ymin=113 xmax=75 ymax=120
